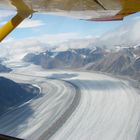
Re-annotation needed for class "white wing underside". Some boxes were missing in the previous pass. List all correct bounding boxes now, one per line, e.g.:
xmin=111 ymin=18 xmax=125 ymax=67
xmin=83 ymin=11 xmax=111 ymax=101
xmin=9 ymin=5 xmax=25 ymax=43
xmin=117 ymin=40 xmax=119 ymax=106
xmin=0 ymin=0 xmax=121 ymax=19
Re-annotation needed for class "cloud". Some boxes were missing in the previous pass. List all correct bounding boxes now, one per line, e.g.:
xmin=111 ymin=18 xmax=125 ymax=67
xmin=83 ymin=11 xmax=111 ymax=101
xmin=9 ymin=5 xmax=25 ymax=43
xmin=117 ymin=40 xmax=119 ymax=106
xmin=17 ymin=19 xmax=45 ymax=28
xmin=95 ymin=18 xmax=140 ymax=48
xmin=0 ymin=11 xmax=45 ymax=29
xmin=39 ymin=33 xmax=81 ymax=44
xmin=0 ymin=9 xmax=16 ymax=18
xmin=0 ymin=32 xmax=82 ymax=62
xmin=0 ymin=38 xmax=49 ymax=62
xmin=2 ymin=37 xmax=15 ymax=43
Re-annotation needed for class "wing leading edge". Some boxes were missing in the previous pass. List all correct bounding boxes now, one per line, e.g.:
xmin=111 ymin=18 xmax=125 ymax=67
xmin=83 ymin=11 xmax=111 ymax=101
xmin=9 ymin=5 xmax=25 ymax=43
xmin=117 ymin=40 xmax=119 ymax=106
xmin=0 ymin=0 xmax=140 ymax=42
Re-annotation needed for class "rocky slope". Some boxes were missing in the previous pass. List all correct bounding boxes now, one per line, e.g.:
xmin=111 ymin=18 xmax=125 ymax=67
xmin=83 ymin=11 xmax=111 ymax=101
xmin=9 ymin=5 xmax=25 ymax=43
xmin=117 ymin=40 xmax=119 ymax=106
xmin=0 ymin=58 xmax=12 ymax=73
xmin=0 ymin=64 xmax=12 ymax=73
xmin=23 ymin=47 xmax=104 ymax=69
xmin=0 ymin=77 xmax=39 ymax=115
xmin=86 ymin=47 xmax=140 ymax=81
xmin=23 ymin=45 xmax=140 ymax=81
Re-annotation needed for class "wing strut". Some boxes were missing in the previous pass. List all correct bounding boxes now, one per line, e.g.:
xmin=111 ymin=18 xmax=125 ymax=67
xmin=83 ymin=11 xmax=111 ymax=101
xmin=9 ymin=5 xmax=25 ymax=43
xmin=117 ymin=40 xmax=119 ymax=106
xmin=0 ymin=14 xmax=26 ymax=42
xmin=0 ymin=0 xmax=34 ymax=42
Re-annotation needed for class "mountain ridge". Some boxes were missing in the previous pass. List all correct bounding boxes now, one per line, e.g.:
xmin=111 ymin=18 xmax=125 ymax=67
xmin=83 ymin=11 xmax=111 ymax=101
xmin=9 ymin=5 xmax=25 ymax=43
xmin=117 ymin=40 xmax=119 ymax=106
xmin=0 ymin=77 xmax=39 ymax=115
xmin=23 ymin=45 xmax=140 ymax=82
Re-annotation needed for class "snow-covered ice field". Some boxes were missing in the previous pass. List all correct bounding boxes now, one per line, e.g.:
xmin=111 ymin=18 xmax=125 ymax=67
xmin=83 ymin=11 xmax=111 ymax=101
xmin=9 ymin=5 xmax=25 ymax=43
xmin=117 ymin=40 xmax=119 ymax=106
xmin=0 ymin=64 xmax=140 ymax=140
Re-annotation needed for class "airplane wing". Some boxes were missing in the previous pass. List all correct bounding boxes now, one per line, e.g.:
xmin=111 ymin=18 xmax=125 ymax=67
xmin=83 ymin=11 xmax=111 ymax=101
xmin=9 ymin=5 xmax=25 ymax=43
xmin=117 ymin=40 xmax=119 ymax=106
xmin=0 ymin=0 xmax=140 ymax=20
xmin=0 ymin=0 xmax=140 ymax=42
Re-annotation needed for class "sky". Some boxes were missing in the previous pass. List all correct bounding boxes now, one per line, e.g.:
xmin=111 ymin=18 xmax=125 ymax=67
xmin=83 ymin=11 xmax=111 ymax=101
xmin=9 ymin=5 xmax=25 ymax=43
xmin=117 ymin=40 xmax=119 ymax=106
xmin=1 ymin=7 xmax=140 ymax=44
xmin=0 ymin=7 xmax=140 ymax=62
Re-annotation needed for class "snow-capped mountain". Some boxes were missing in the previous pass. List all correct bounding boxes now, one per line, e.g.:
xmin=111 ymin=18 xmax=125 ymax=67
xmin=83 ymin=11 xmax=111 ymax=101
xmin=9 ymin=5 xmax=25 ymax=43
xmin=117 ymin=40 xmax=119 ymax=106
xmin=0 ymin=77 xmax=39 ymax=114
xmin=0 ymin=64 xmax=12 ymax=73
xmin=0 ymin=58 xmax=12 ymax=72
xmin=24 ymin=46 xmax=140 ymax=81
xmin=23 ymin=47 xmax=104 ymax=69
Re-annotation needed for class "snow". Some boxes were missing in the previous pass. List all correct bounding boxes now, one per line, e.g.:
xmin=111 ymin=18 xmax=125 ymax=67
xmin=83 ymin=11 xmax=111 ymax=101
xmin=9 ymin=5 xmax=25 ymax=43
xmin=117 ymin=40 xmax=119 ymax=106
xmin=50 ymin=52 xmax=59 ymax=58
xmin=81 ymin=54 xmax=86 ymax=58
xmin=0 ymin=65 xmax=140 ymax=140
xmin=0 ymin=69 xmax=76 ymax=140
xmin=50 ymin=71 xmax=140 ymax=140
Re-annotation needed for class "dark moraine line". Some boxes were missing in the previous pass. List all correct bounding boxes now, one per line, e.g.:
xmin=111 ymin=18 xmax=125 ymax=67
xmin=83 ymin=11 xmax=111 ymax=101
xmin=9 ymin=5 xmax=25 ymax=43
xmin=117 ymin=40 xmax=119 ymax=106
xmin=38 ymin=80 xmax=81 ymax=140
